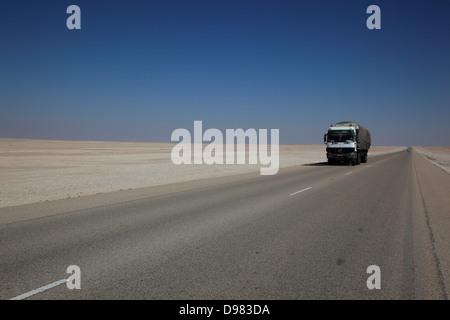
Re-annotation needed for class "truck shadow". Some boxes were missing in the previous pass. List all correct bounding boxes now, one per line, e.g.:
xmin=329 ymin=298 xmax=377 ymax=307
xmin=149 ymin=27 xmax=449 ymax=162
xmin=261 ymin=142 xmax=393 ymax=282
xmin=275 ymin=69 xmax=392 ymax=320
xmin=304 ymin=162 xmax=329 ymax=166
xmin=304 ymin=162 xmax=351 ymax=166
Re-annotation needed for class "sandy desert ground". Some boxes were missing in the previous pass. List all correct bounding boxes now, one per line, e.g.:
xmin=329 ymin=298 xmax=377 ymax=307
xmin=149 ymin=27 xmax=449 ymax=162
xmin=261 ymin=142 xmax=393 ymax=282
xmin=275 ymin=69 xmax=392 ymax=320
xmin=0 ymin=138 xmax=408 ymax=208
xmin=413 ymin=146 xmax=450 ymax=174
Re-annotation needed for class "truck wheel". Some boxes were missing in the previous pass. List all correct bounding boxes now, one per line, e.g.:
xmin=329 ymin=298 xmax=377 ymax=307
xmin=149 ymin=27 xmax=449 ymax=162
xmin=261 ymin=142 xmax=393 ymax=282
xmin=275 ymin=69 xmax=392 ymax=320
xmin=352 ymin=159 xmax=356 ymax=166
xmin=361 ymin=151 xmax=367 ymax=163
xmin=356 ymin=152 xmax=361 ymax=165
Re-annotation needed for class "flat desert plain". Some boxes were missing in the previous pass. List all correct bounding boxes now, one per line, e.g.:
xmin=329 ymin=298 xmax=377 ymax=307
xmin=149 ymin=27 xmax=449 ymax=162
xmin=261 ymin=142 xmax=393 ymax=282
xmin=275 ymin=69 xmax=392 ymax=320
xmin=0 ymin=138 xmax=410 ymax=208
xmin=413 ymin=146 xmax=450 ymax=174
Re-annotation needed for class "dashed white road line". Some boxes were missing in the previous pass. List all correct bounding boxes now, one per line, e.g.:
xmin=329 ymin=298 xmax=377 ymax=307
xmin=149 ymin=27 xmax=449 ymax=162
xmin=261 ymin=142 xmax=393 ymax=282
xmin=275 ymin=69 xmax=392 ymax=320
xmin=345 ymin=171 xmax=353 ymax=175
xmin=9 ymin=279 xmax=67 ymax=300
xmin=289 ymin=186 xmax=312 ymax=196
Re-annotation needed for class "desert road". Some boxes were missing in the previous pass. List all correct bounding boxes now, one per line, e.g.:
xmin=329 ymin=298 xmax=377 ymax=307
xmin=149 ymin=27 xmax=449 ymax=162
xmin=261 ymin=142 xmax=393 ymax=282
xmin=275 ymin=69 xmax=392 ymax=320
xmin=0 ymin=149 xmax=449 ymax=300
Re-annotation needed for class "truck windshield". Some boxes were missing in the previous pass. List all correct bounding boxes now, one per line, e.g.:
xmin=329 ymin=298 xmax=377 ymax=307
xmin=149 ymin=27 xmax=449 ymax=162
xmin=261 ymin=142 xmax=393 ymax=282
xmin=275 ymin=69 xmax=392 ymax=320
xmin=328 ymin=132 xmax=355 ymax=143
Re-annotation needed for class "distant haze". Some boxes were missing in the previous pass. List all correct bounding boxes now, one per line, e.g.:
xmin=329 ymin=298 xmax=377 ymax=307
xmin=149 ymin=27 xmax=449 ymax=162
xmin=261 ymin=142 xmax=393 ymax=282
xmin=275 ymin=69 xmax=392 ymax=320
xmin=1 ymin=1 xmax=449 ymax=146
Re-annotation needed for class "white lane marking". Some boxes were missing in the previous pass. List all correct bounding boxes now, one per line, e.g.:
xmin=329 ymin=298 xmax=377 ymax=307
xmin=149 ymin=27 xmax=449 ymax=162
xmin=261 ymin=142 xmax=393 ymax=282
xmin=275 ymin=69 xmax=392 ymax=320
xmin=345 ymin=172 xmax=353 ymax=175
xmin=290 ymin=186 xmax=312 ymax=196
xmin=9 ymin=279 xmax=67 ymax=300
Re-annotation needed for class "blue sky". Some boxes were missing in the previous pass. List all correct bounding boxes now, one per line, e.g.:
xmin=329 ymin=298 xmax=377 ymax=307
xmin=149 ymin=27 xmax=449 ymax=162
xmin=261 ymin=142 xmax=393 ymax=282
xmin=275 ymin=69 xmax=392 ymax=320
xmin=1 ymin=0 xmax=449 ymax=145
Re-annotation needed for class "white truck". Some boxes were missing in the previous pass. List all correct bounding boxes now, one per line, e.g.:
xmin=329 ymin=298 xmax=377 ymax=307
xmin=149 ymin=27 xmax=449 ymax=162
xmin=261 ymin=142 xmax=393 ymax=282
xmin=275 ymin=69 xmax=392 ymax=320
xmin=324 ymin=121 xmax=371 ymax=166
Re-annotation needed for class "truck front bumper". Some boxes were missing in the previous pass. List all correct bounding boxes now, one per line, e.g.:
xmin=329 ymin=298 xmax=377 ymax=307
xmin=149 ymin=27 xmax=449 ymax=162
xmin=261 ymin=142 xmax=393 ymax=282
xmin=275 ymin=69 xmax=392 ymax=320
xmin=327 ymin=152 xmax=356 ymax=161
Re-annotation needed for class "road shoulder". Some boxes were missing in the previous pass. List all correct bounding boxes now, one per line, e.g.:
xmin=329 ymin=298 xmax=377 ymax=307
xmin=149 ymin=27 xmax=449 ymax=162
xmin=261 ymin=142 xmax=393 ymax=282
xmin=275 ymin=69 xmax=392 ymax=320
xmin=413 ymin=150 xmax=450 ymax=299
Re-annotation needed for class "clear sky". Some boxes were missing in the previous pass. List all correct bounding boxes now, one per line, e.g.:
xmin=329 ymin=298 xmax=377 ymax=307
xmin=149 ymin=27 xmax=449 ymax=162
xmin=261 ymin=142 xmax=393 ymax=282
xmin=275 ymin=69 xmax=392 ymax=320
xmin=1 ymin=0 xmax=449 ymax=146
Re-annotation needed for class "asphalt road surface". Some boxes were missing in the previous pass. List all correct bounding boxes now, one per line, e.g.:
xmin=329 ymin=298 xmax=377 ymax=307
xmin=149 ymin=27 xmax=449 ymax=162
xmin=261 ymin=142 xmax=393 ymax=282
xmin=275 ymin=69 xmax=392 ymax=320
xmin=1 ymin=149 xmax=449 ymax=300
